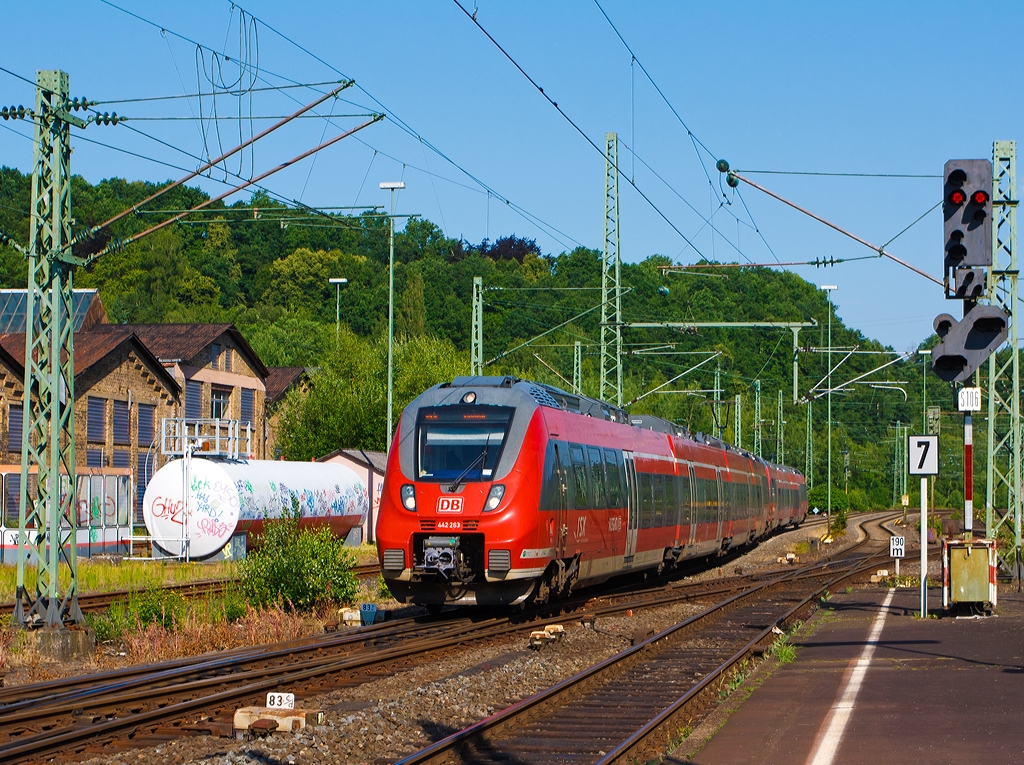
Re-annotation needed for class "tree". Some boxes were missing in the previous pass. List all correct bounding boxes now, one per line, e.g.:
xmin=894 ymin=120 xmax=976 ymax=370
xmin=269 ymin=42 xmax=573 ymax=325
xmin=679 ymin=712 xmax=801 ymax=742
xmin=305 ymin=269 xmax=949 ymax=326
xmin=397 ymin=267 xmax=426 ymax=339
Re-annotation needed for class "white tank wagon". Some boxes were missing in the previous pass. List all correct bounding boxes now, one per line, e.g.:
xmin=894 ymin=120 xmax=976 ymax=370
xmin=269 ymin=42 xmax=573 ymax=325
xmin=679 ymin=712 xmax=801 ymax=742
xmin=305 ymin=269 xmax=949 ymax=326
xmin=143 ymin=458 xmax=369 ymax=559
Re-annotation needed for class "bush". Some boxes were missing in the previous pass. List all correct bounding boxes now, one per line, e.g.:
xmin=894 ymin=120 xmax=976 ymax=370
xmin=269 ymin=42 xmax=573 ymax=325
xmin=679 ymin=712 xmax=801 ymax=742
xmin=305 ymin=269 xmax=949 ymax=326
xmin=240 ymin=505 xmax=359 ymax=611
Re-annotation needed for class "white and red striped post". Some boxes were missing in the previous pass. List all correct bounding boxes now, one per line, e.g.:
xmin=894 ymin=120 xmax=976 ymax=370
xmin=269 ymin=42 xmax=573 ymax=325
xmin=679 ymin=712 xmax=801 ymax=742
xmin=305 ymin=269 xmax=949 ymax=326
xmin=964 ymin=414 xmax=973 ymax=535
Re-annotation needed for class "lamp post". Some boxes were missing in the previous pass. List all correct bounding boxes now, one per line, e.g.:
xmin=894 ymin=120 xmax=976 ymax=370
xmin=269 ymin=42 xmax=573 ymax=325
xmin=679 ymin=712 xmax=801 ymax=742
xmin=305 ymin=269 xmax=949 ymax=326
xmin=821 ymin=285 xmax=838 ymax=532
xmin=380 ymin=181 xmax=405 ymax=452
xmin=328 ymin=277 xmax=348 ymax=340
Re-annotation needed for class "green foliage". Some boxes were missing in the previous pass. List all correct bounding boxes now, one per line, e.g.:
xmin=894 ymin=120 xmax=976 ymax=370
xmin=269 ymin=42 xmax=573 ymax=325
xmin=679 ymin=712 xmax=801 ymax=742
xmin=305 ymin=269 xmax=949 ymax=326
xmin=239 ymin=504 xmax=359 ymax=610
xmin=766 ymin=634 xmax=796 ymax=664
xmin=277 ymin=328 xmax=464 ymax=456
xmin=0 ymin=170 xmax=964 ymax=507
xmin=376 ymin=573 xmax=392 ymax=600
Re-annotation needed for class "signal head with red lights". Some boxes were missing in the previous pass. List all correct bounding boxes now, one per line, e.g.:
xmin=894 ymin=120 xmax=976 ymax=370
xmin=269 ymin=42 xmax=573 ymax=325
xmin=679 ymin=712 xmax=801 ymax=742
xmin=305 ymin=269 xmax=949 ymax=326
xmin=943 ymin=159 xmax=993 ymax=278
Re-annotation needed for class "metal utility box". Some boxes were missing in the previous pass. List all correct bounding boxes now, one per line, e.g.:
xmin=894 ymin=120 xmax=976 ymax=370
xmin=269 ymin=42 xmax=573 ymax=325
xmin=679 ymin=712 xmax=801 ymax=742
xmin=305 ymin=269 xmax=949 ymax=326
xmin=941 ymin=537 xmax=998 ymax=610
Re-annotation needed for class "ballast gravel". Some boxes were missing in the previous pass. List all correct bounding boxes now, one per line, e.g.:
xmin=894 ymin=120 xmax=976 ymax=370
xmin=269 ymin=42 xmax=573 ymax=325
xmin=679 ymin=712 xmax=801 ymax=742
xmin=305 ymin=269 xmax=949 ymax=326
xmin=77 ymin=522 xmax=862 ymax=765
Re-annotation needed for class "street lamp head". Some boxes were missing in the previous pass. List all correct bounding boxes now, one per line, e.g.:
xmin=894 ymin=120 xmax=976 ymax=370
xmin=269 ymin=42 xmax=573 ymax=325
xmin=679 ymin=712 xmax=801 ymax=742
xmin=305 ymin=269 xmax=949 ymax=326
xmin=379 ymin=182 xmax=405 ymax=190
xmin=917 ymin=349 xmax=932 ymax=356
xmin=820 ymin=284 xmax=838 ymax=291
xmin=329 ymin=278 xmax=348 ymax=285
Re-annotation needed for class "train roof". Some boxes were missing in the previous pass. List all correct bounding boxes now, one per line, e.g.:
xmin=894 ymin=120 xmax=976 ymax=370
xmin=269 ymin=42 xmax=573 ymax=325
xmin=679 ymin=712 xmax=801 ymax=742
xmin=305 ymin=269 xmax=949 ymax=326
xmin=434 ymin=376 xmax=804 ymax=479
xmin=444 ymin=376 xmax=630 ymax=424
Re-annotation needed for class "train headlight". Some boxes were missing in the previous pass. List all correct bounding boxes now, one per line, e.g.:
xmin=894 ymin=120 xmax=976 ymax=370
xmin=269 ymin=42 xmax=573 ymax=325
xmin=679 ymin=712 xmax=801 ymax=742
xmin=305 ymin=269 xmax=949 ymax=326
xmin=484 ymin=484 xmax=505 ymax=511
xmin=401 ymin=484 xmax=417 ymax=511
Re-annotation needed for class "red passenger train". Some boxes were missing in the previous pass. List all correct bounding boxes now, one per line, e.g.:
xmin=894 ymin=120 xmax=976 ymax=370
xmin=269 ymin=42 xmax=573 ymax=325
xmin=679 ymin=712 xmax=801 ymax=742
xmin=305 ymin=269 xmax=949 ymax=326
xmin=377 ymin=376 xmax=807 ymax=607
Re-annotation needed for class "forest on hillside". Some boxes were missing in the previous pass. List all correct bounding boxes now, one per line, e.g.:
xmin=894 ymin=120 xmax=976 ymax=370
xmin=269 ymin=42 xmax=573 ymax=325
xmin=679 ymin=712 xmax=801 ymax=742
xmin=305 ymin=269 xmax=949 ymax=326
xmin=0 ymin=168 xmax=986 ymax=514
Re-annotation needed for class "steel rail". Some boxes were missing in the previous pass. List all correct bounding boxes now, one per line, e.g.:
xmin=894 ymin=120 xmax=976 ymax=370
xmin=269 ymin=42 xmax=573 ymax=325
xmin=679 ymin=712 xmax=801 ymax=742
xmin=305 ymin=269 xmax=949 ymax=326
xmin=391 ymin=515 xmax=895 ymax=764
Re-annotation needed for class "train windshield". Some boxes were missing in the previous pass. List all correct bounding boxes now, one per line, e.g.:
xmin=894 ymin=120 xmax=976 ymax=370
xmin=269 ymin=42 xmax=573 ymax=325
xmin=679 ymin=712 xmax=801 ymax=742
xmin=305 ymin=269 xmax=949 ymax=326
xmin=416 ymin=405 xmax=514 ymax=481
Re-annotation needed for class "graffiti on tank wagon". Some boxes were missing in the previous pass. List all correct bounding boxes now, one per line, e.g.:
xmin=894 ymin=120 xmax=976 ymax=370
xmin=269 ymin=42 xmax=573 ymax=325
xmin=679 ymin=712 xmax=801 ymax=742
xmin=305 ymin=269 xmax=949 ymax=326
xmin=231 ymin=475 xmax=369 ymax=522
xmin=150 ymin=496 xmax=185 ymax=525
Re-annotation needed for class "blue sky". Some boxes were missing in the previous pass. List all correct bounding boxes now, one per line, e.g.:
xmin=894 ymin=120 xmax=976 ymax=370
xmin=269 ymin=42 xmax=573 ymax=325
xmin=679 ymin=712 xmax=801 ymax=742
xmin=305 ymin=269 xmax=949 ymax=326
xmin=1 ymin=1 xmax=1020 ymax=351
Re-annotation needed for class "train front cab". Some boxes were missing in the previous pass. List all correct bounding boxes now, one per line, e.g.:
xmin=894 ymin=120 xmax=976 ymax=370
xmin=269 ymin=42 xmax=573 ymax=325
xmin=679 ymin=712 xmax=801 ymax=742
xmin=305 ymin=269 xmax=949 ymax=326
xmin=378 ymin=383 xmax=555 ymax=607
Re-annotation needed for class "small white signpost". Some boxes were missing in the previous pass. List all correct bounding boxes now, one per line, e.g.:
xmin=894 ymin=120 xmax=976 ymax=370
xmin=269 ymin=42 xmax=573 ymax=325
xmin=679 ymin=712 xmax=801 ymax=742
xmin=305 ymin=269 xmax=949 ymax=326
xmin=267 ymin=692 xmax=295 ymax=710
xmin=908 ymin=435 xmax=939 ymax=618
xmin=890 ymin=535 xmax=905 ymax=577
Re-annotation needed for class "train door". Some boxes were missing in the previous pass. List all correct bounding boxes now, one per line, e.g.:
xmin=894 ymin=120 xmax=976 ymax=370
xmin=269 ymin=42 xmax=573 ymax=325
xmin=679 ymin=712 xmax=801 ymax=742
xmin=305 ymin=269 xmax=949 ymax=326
xmin=686 ymin=464 xmax=697 ymax=546
xmin=553 ymin=443 xmax=569 ymax=559
xmin=622 ymin=451 xmax=639 ymax=566
xmin=715 ymin=469 xmax=725 ymax=543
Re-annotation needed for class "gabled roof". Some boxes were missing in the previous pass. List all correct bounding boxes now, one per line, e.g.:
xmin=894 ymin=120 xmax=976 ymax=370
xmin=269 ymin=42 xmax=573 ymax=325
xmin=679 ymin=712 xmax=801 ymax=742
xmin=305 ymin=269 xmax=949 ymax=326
xmin=265 ymin=366 xmax=306 ymax=405
xmin=0 ymin=329 xmax=180 ymax=399
xmin=319 ymin=447 xmax=387 ymax=474
xmin=95 ymin=323 xmax=269 ymax=379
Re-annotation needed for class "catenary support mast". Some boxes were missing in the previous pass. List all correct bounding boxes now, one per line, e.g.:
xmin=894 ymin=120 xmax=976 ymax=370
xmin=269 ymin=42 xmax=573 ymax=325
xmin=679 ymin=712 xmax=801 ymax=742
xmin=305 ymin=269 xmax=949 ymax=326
xmin=600 ymin=132 xmax=623 ymax=407
xmin=14 ymin=71 xmax=87 ymax=628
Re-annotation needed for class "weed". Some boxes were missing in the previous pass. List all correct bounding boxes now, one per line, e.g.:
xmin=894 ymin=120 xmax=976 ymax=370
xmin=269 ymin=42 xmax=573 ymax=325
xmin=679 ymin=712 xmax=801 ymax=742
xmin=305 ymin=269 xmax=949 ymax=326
xmin=845 ymin=586 xmax=853 ymax=595
xmin=766 ymin=634 xmax=797 ymax=664
xmin=376 ymin=573 xmax=392 ymax=600
xmin=240 ymin=501 xmax=359 ymax=611
xmin=820 ymin=590 xmax=832 ymax=603
xmin=793 ymin=541 xmax=810 ymax=557
xmin=719 ymin=660 xmax=750 ymax=698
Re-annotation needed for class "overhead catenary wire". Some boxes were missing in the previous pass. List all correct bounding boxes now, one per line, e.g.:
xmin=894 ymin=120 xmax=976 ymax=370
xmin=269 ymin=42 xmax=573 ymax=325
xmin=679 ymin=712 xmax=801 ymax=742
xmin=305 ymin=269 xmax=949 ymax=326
xmin=730 ymin=171 xmax=943 ymax=287
xmin=450 ymin=0 xmax=707 ymax=259
xmin=80 ymin=80 xmax=357 ymax=242
xmin=91 ymin=114 xmax=383 ymax=261
xmin=189 ymin=0 xmax=585 ymax=251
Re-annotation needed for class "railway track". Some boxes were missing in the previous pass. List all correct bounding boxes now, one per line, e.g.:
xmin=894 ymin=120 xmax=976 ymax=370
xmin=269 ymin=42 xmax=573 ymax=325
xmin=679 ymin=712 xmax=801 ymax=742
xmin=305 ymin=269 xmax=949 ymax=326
xmin=0 ymin=563 xmax=380 ymax=618
xmin=0 ymin=518 xmax=890 ymax=763
xmin=394 ymin=513 xmax=898 ymax=765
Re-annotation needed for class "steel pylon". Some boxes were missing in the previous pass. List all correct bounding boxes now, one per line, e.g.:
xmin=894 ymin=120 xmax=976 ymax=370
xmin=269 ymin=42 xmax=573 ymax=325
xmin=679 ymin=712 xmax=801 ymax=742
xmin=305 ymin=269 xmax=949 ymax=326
xmin=471 ymin=276 xmax=483 ymax=376
xmin=985 ymin=140 xmax=1021 ymax=579
xmin=14 ymin=70 xmax=87 ymax=628
xmin=600 ymin=132 xmax=622 ymax=407
xmin=776 ymin=389 xmax=785 ymax=464
xmin=753 ymin=379 xmax=762 ymax=458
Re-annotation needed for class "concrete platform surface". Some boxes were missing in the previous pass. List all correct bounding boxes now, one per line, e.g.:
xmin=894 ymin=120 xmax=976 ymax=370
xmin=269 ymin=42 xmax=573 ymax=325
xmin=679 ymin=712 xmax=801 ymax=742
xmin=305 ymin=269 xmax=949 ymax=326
xmin=688 ymin=587 xmax=1024 ymax=765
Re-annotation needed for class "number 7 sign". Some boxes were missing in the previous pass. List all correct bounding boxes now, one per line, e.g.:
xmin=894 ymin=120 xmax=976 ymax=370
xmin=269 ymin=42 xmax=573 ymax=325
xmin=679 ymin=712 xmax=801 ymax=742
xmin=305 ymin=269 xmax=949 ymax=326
xmin=908 ymin=435 xmax=939 ymax=476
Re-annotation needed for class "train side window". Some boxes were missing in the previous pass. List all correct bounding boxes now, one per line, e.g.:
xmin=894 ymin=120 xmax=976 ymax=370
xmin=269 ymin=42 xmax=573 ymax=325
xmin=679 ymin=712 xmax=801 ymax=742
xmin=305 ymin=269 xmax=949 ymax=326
xmin=678 ymin=471 xmax=691 ymax=524
xmin=663 ymin=473 xmax=671 ymax=528
xmin=640 ymin=473 xmax=652 ymax=528
xmin=694 ymin=477 xmax=706 ymax=523
xmin=604 ymin=449 xmax=622 ymax=507
xmin=587 ymin=447 xmax=607 ymax=509
xmin=570 ymin=444 xmax=589 ymax=510
xmin=653 ymin=474 xmax=665 ymax=527
xmin=540 ymin=442 xmax=565 ymax=511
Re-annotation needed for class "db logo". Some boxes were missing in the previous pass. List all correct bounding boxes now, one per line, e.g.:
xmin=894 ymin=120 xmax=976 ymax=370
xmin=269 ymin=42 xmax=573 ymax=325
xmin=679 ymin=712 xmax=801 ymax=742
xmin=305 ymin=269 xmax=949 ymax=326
xmin=436 ymin=496 xmax=464 ymax=514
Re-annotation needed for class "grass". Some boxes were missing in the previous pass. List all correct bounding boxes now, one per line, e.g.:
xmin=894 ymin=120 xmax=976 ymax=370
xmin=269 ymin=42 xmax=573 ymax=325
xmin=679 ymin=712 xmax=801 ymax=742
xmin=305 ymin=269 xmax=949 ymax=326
xmin=0 ymin=559 xmax=238 ymax=602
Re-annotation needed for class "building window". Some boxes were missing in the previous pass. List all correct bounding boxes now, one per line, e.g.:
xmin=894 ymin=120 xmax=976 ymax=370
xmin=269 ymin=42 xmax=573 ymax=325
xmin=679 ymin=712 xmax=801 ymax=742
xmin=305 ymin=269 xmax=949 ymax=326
xmin=8 ymin=405 xmax=23 ymax=452
xmin=210 ymin=387 xmax=231 ymax=420
xmin=185 ymin=380 xmax=202 ymax=419
xmin=87 ymin=449 xmax=104 ymax=468
xmin=112 ymin=400 xmax=130 ymax=445
xmin=87 ymin=397 xmax=106 ymax=442
xmin=6 ymin=473 xmax=21 ymax=526
xmin=211 ymin=343 xmax=221 ymax=370
xmin=138 ymin=403 xmax=156 ymax=447
xmin=224 ymin=347 xmax=233 ymax=373
xmin=240 ymin=388 xmax=254 ymax=425
xmin=112 ymin=450 xmax=130 ymax=468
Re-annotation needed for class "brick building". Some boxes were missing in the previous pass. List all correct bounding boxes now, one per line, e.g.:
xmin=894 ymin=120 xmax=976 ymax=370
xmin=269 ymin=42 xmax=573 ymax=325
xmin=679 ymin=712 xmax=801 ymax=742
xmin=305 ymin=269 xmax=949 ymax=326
xmin=94 ymin=323 xmax=270 ymax=459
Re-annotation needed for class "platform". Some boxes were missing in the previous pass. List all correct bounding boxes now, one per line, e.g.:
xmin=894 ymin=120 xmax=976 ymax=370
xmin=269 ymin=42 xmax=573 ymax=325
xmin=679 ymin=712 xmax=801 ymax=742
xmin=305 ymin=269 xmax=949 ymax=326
xmin=685 ymin=586 xmax=1024 ymax=765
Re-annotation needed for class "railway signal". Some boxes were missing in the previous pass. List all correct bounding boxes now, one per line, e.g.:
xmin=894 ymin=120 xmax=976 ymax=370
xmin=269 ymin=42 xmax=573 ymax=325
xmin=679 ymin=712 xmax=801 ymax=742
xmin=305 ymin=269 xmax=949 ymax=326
xmin=931 ymin=305 xmax=1008 ymax=382
xmin=943 ymin=159 xmax=993 ymax=274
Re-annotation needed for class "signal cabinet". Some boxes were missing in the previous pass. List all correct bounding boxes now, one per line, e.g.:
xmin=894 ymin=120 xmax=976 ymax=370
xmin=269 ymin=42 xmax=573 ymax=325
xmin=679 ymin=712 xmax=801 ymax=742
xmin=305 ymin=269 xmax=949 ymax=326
xmin=941 ymin=537 xmax=997 ymax=610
